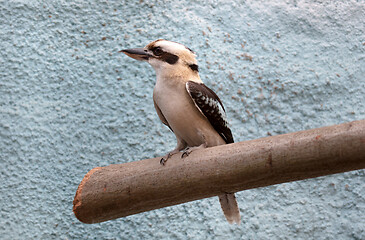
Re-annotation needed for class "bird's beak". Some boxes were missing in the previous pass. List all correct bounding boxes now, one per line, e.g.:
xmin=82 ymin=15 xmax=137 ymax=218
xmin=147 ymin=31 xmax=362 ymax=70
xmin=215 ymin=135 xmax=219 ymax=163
xmin=119 ymin=48 xmax=150 ymax=61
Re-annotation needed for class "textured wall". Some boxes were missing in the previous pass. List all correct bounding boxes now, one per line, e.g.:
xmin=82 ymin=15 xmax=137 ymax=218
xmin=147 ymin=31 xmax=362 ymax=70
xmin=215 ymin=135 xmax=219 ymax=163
xmin=1 ymin=1 xmax=364 ymax=239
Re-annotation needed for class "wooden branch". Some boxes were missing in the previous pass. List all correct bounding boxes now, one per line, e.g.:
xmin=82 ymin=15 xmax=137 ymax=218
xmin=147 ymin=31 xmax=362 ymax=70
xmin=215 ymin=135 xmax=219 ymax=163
xmin=73 ymin=120 xmax=365 ymax=224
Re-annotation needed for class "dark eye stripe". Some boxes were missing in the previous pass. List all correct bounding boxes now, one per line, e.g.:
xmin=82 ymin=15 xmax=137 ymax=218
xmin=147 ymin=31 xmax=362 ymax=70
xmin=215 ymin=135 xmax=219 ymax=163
xmin=160 ymin=52 xmax=179 ymax=64
xmin=188 ymin=64 xmax=198 ymax=72
xmin=148 ymin=46 xmax=179 ymax=65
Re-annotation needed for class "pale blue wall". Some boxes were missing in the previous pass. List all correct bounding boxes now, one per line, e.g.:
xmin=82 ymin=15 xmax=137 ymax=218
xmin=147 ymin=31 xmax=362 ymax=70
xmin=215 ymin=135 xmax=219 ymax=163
xmin=1 ymin=1 xmax=364 ymax=239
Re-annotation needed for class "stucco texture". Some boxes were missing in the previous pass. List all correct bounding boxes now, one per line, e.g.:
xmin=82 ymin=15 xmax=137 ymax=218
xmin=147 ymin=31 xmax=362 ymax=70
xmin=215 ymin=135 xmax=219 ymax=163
xmin=1 ymin=0 xmax=364 ymax=239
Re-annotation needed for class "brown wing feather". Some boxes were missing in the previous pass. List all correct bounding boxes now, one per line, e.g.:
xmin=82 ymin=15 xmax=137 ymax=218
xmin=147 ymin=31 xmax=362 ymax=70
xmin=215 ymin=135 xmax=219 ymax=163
xmin=186 ymin=81 xmax=234 ymax=144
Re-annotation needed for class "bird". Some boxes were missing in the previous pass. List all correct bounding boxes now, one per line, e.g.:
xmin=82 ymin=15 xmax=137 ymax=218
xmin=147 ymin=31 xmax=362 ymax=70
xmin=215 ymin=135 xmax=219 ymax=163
xmin=120 ymin=39 xmax=241 ymax=224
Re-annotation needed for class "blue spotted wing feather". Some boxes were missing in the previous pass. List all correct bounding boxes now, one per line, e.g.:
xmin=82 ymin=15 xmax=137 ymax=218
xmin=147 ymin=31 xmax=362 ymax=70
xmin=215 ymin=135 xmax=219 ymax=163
xmin=186 ymin=81 xmax=234 ymax=144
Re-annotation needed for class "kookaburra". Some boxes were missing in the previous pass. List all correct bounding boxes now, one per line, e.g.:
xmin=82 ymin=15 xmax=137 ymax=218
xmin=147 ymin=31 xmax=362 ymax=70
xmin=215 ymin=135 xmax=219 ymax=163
xmin=121 ymin=39 xmax=241 ymax=224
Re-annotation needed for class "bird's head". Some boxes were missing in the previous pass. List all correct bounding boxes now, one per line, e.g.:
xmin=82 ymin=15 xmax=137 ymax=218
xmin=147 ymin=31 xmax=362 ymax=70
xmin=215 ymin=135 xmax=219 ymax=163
xmin=121 ymin=39 xmax=199 ymax=79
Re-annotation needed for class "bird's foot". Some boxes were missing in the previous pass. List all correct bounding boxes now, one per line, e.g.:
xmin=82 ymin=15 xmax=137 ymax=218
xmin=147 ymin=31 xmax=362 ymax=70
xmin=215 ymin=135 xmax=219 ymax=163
xmin=160 ymin=149 xmax=180 ymax=165
xmin=181 ymin=144 xmax=207 ymax=158
xmin=181 ymin=148 xmax=191 ymax=158
xmin=160 ymin=153 xmax=172 ymax=165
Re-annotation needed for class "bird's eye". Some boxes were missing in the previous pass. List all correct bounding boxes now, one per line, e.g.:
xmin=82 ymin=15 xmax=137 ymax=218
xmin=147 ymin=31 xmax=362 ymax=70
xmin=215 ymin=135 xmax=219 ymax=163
xmin=152 ymin=47 xmax=163 ymax=56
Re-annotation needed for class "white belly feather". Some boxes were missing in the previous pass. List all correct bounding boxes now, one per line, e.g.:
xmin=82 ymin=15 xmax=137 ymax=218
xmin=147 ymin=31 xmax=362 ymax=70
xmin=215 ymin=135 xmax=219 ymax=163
xmin=153 ymin=81 xmax=225 ymax=147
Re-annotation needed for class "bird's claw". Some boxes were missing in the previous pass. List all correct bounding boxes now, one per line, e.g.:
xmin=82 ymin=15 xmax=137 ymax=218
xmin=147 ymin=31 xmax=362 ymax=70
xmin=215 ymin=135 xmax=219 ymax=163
xmin=160 ymin=153 xmax=172 ymax=165
xmin=181 ymin=149 xmax=191 ymax=158
xmin=161 ymin=147 xmax=191 ymax=165
xmin=160 ymin=157 xmax=166 ymax=165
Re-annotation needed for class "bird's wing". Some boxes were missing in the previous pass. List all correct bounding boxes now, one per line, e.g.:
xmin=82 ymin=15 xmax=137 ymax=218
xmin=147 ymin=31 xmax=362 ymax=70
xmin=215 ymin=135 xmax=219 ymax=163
xmin=186 ymin=81 xmax=234 ymax=144
xmin=153 ymin=99 xmax=173 ymax=131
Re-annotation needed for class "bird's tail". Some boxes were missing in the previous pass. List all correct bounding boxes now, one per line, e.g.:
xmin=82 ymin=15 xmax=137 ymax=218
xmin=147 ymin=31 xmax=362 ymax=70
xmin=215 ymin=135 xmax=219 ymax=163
xmin=218 ymin=193 xmax=241 ymax=224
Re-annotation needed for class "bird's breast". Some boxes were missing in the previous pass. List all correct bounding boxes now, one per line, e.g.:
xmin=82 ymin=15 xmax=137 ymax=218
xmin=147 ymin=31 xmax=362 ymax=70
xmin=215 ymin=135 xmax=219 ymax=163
xmin=153 ymin=82 xmax=224 ymax=147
